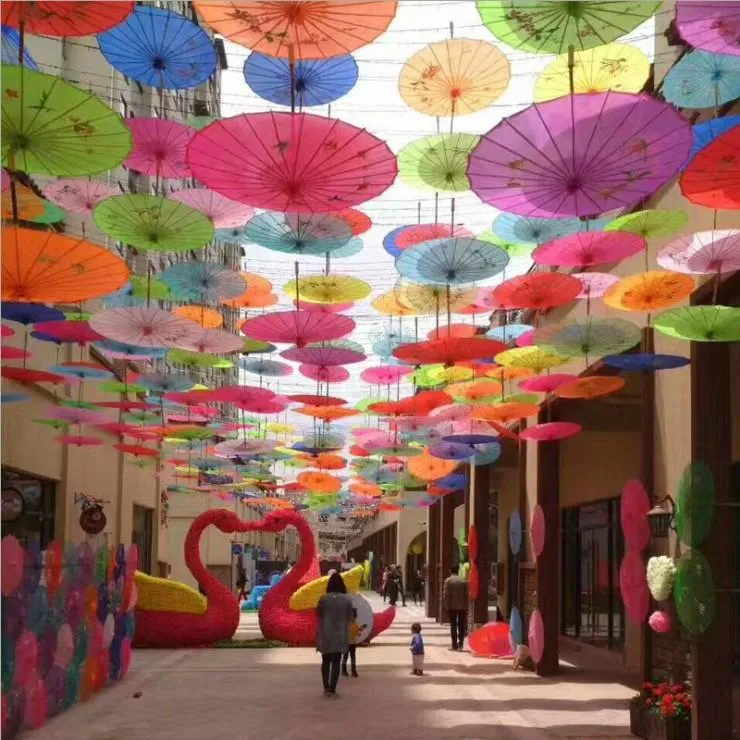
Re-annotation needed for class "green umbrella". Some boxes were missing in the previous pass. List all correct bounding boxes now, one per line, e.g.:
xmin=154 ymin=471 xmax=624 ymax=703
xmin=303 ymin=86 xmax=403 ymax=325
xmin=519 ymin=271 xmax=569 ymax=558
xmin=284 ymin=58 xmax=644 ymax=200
xmin=605 ymin=209 xmax=688 ymax=239
xmin=130 ymin=275 xmax=171 ymax=300
xmin=654 ymin=306 xmax=740 ymax=342
xmin=478 ymin=230 xmax=535 ymax=258
xmin=166 ymin=428 xmax=215 ymax=442
xmin=1 ymin=66 xmax=131 ymax=175
xmin=167 ymin=349 xmax=224 ymax=368
xmin=31 ymin=201 xmax=66 ymax=224
xmin=34 ymin=418 xmax=70 ymax=431
xmin=397 ymin=133 xmax=480 ymax=193
xmin=241 ymin=338 xmax=275 ymax=354
xmin=93 ymin=194 xmax=214 ymax=253
xmin=476 ymin=1 xmax=662 ymax=54
xmin=100 ymin=380 xmax=147 ymax=395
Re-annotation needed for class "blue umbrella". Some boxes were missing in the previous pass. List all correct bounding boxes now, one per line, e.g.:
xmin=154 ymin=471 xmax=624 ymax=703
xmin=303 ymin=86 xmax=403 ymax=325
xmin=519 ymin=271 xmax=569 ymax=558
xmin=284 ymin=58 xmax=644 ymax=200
xmin=487 ymin=323 xmax=534 ymax=343
xmin=2 ymin=25 xmax=38 ymax=69
xmin=429 ymin=442 xmax=475 ymax=461
xmin=97 ymin=6 xmax=216 ymax=90
xmin=602 ymin=353 xmax=690 ymax=372
xmin=383 ymin=226 xmax=407 ymax=257
xmin=94 ymin=339 xmax=166 ymax=360
xmin=436 ymin=473 xmax=466 ymax=490
xmin=328 ymin=237 xmax=363 ymax=259
xmin=244 ymin=211 xmax=353 ymax=256
xmin=1 ymin=393 xmax=29 ymax=404
xmin=159 ymin=262 xmax=246 ymax=301
xmin=688 ymin=116 xmax=740 ymax=162
xmin=473 ymin=442 xmax=501 ymax=465
xmin=664 ymin=50 xmax=740 ymax=109
xmin=137 ymin=373 xmax=193 ymax=394
xmin=244 ymin=52 xmax=358 ymax=108
xmin=1 ymin=303 xmax=64 ymax=326
xmin=239 ymin=358 xmax=292 ymax=378
xmin=492 ymin=214 xmax=611 ymax=246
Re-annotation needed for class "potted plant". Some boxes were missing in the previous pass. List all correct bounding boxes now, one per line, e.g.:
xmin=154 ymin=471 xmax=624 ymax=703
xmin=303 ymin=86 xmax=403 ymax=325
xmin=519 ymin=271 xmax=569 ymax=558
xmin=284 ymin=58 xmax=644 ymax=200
xmin=630 ymin=681 xmax=691 ymax=740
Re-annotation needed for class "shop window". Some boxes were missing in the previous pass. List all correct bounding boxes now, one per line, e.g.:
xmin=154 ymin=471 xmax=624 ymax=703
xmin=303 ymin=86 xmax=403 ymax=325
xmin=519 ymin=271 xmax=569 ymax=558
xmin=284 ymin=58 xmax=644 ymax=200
xmin=561 ymin=498 xmax=624 ymax=650
xmin=1 ymin=467 xmax=56 ymax=548
xmin=132 ymin=504 xmax=153 ymax=574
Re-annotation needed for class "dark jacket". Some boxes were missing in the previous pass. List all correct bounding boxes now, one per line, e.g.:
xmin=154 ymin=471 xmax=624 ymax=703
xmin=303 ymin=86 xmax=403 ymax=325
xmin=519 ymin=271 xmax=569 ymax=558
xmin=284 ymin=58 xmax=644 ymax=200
xmin=442 ymin=574 xmax=468 ymax=612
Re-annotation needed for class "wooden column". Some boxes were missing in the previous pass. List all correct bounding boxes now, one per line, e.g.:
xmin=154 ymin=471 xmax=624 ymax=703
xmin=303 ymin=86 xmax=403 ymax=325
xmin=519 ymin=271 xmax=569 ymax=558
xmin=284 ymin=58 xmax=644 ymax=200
xmin=426 ymin=501 xmax=440 ymax=619
xmin=438 ymin=493 xmax=455 ymax=622
xmin=472 ymin=463 xmax=491 ymax=625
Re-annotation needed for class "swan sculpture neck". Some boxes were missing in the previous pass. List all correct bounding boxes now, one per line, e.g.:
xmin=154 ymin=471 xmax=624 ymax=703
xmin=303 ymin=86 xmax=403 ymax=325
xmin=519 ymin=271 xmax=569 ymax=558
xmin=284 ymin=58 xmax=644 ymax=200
xmin=184 ymin=511 xmax=235 ymax=606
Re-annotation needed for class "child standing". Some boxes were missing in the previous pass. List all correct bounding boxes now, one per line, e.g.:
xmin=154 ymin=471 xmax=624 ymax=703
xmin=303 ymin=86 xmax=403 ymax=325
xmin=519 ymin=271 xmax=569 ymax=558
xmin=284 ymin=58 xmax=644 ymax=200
xmin=410 ymin=622 xmax=424 ymax=676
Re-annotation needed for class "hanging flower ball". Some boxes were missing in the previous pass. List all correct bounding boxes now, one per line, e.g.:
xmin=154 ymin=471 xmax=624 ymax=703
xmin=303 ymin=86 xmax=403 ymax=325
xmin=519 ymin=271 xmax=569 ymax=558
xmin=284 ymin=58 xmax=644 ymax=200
xmin=648 ymin=610 xmax=672 ymax=634
xmin=646 ymin=555 xmax=676 ymax=601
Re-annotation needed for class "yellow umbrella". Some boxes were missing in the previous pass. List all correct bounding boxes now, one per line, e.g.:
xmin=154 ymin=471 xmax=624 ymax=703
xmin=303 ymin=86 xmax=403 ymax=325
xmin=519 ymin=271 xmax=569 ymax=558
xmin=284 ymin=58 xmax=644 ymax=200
xmin=494 ymin=346 xmax=570 ymax=374
xmin=399 ymin=38 xmax=510 ymax=118
xmin=535 ymin=42 xmax=650 ymax=102
xmin=284 ymin=275 xmax=371 ymax=304
xmin=400 ymin=283 xmax=478 ymax=314
xmin=371 ymin=290 xmax=419 ymax=316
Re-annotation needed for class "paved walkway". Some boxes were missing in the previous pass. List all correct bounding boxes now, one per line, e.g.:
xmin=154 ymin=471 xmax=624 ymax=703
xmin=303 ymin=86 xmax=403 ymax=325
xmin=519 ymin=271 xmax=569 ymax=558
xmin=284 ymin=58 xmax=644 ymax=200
xmin=31 ymin=596 xmax=636 ymax=740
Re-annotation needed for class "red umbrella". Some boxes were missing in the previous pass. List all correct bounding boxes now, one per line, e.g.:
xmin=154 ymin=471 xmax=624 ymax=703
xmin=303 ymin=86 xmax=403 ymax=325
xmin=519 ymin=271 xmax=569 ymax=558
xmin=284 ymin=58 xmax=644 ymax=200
xmin=114 ymin=444 xmax=159 ymax=458
xmin=337 ymin=209 xmax=372 ymax=235
xmin=371 ymin=390 xmax=452 ymax=417
xmin=680 ymin=127 xmax=740 ymax=210
xmin=519 ymin=422 xmax=582 ymax=442
xmin=393 ymin=337 xmax=507 ymax=366
xmin=33 ymin=321 xmax=104 ymax=345
xmin=395 ymin=223 xmax=474 ymax=250
xmin=241 ymin=310 xmax=355 ymax=348
xmin=1 ymin=325 xmax=15 ymax=338
xmin=492 ymin=273 xmax=583 ymax=310
xmin=2 ymin=2 xmax=134 ymax=35
xmin=299 ymin=364 xmax=350 ymax=383
xmin=288 ymin=394 xmax=347 ymax=406
xmin=427 ymin=323 xmax=478 ymax=340
xmin=124 ymin=119 xmax=195 ymax=180
xmin=208 ymin=385 xmax=275 ymax=406
xmin=239 ymin=399 xmax=287 ymax=415
xmin=0 ymin=347 xmax=29 ymax=361
xmin=1 ymin=367 xmax=65 ymax=385
xmin=186 ymin=111 xmax=397 ymax=213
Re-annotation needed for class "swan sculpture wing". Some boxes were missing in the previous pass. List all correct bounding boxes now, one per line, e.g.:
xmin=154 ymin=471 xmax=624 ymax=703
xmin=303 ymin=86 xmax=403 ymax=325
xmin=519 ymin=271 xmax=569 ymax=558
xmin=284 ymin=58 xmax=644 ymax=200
xmin=135 ymin=571 xmax=207 ymax=614
xmin=288 ymin=565 xmax=364 ymax=610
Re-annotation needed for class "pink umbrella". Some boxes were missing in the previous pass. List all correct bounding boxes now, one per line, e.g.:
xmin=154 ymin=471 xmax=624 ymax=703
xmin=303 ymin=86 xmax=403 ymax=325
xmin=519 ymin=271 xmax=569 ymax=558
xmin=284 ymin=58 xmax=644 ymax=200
xmin=390 ymin=416 xmax=436 ymax=432
xmin=292 ymin=300 xmax=354 ymax=313
xmin=429 ymin=403 xmax=472 ymax=421
xmin=299 ymin=364 xmax=350 ymax=383
xmin=360 ymin=365 xmax=413 ymax=385
xmin=43 ymin=180 xmax=119 ymax=215
xmin=621 ymin=480 xmax=651 ymax=552
xmin=163 ymin=390 xmax=213 ymax=407
xmin=124 ymin=118 xmax=195 ymax=179
xmin=169 ymin=188 xmax=254 ymax=229
xmin=519 ymin=374 xmax=577 ymax=393
xmin=572 ymin=272 xmax=620 ymax=298
xmin=242 ymin=311 xmax=355 ymax=348
xmin=282 ymin=345 xmax=365 ymax=366
xmin=89 ymin=307 xmax=201 ymax=348
xmin=238 ymin=399 xmax=287 ymax=415
xmin=208 ymin=385 xmax=276 ymax=407
xmin=177 ymin=328 xmax=243 ymax=354
xmin=394 ymin=223 xmax=475 ymax=250
xmin=33 ymin=320 xmax=104 ymax=345
xmin=468 ymin=92 xmax=692 ymax=217
xmin=533 ymin=231 xmax=645 ymax=268
xmin=1 ymin=325 xmax=15 ymax=338
xmin=657 ymin=230 xmax=740 ymax=275
xmin=0 ymin=347 xmax=30 ymax=361
xmin=516 ymin=329 xmax=535 ymax=347
xmin=186 ymin=111 xmax=397 ymax=213
xmin=676 ymin=2 xmax=740 ymax=56
xmin=519 ymin=422 xmax=582 ymax=442
xmin=54 ymin=435 xmax=104 ymax=447
xmin=48 ymin=407 xmax=109 ymax=425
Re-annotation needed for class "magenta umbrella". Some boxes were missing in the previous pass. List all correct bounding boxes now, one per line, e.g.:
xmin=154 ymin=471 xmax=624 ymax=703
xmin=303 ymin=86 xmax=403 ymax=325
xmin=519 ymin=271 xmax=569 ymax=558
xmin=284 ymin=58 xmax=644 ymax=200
xmin=186 ymin=111 xmax=397 ymax=213
xmin=43 ymin=180 xmax=119 ymax=215
xmin=299 ymin=364 xmax=350 ymax=383
xmin=208 ymin=385 xmax=276 ymax=407
xmin=676 ymin=2 xmax=740 ymax=57
xmin=177 ymin=328 xmax=243 ymax=354
xmin=242 ymin=310 xmax=355 ymax=348
xmin=282 ymin=345 xmax=365 ymax=366
xmin=32 ymin=320 xmax=104 ymax=345
xmin=519 ymin=374 xmax=578 ymax=393
xmin=124 ymin=118 xmax=195 ymax=179
xmin=468 ymin=92 xmax=692 ymax=217
xmin=533 ymin=231 xmax=645 ymax=268
xmin=47 ymin=406 xmax=109 ymax=425
xmin=360 ymin=365 xmax=413 ymax=385
xmin=572 ymin=272 xmax=620 ymax=299
xmin=519 ymin=422 xmax=582 ymax=442
xmin=89 ymin=307 xmax=201 ymax=348
xmin=169 ymin=188 xmax=254 ymax=229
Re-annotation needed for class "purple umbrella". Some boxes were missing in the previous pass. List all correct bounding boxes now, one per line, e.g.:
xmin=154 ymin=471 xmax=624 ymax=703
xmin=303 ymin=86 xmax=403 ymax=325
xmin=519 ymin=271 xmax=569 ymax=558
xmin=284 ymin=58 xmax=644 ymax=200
xmin=468 ymin=92 xmax=692 ymax=218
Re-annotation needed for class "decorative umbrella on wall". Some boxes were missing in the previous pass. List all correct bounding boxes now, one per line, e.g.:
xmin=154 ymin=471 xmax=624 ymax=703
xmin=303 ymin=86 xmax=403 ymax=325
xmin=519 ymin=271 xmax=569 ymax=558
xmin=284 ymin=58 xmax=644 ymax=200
xmin=43 ymin=180 xmax=119 ymax=216
xmin=244 ymin=212 xmax=352 ymax=255
xmin=397 ymin=133 xmax=481 ymax=192
xmin=468 ymin=92 xmax=692 ymax=217
xmin=160 ymin=262 xmax=246 ymax=302
xmin=98 ymin=5 xmax=216 ymax=89
xmin=2 ymin=1 xmax=134 ymax=35
xmin=680 ymin=128 xmax=739 ymax=210
xmin=244 ymin=52 xmax=359 ymax=107
xmin=186 ymin=111 xmax=397 ymax=213
xmin=663 ymin=51 xmax=740 ymax=109
xmin=1 ymin=67 xmax=132 ymax=176
xmin=170 ymin=189 xmax=255 ymax=229
xmin=242 ymin=311 xmax=355 ymax=348
xmin=676 ymin=1 xmax=740 ymax=57
xmin=124 ymin=119 xmax=195 ymax=180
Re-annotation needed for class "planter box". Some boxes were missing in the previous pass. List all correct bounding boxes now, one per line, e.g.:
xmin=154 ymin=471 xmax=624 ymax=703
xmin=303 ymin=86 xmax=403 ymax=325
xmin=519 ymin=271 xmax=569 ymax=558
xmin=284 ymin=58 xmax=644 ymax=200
xmin=629 ymin=698 xmax=690 ymax=740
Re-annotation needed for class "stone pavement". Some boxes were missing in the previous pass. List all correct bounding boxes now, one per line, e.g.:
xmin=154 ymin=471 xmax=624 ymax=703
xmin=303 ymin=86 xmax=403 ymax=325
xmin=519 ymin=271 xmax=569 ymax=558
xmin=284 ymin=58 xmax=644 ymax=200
xmin=31 ymin=595 xmax=637 ymax=740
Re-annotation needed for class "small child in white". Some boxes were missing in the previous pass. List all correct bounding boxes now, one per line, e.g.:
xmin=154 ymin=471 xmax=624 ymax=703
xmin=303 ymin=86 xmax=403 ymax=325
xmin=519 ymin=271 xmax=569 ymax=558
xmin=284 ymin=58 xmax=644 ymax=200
xmin=410 ymin=622 xmax=424 ymax=676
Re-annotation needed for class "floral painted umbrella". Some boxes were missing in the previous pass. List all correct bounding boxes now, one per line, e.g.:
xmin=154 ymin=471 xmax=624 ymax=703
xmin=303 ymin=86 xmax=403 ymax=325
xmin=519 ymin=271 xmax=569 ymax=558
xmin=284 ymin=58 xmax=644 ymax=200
xmin=186 ymin=111 xmax=397 ymax=213
xmin=397 ymin=133 xmax=481 ymax=192
xmin=663 ymin=51 xmax=740 ymax=109
xmin=170 ymin=189 xmax=255 ymax=229
xmin=244 ymin=212 xmax=352 ymax=255
xmin=284 ymin=275 xmax=372 ymax=304
xmin=1 ymin=67 xmax=132 ymax=176
xmin=399 ymin=284 xmax=478 ymax=315
xmin=94 ymin=195 xmax=214 ymax=253
xmin=534 ymin=317 xmax=642 ymax=359
xmin=89 ymin=307 xmax=201 ymax=349
xmin=468 ymin=92 xmax=692 ymax=217
xmin=160 ymin=262 xmax=246 ymax=302
xmin=124 ymin=119 xmax=195 ymax=180
xmin=533 ymin=231 xmax=645 ymax=268
xmin=2 ymin=2 xmax=133 ymax=35
xmin=657 ymin=230 xmax=740 ymax=276
xmin=676 ymin=1 xmax=740 ymax=57
xmin=242 ymin=311 xmax=354 ymax=348
xmin=43 ymin=180 xmax=119 ymax=216
xmin=2 ymin=226 xmax=129 ymax=303
xmin=476 ymin=1 xmax=661 ymax=54
xmin=604 ymin=271 xmax=695 ymax=313
xmin=98 ymin=5 xmax=216 ymax=89
xmin=193 ymin=1 xmax=398 ymax=59
xmin=654 ymin=306 xmax=740 ymax=343
xmin=680 ymin=128 xmax=740 ymax=210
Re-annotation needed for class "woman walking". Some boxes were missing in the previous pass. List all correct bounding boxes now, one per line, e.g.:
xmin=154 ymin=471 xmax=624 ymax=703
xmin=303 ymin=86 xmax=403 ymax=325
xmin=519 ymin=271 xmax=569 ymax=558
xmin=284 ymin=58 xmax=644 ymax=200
xmin=316 ymin=572 xmax=354 ymax=698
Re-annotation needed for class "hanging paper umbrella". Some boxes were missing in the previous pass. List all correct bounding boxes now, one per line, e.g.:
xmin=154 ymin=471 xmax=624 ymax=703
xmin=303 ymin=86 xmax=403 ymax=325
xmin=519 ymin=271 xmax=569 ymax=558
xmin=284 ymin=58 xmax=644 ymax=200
xmin=159 ymin=262 xmax=245 ymax=301
xmin=225 ymin=292 xmax=279 ymax=310
xmin=31 ymin=199 xmax=66 ymax=225
xmin=244 ymin=212 xmax=352 ymax=255
xmin=468 ymin=92 xmax=692 ymax=218
xmin=55 ymin=435 xmax=104 ymax=447
xmin=48 ymin=405 xmax=109 ymax=424
xmin=657 ymin=230 xmax=740 ymax=275
xmin=1 ymin=324 xmax=14 ymax=337
xmin=95 ymin=339 xmax=166 ymax=361
xmin=336 ymin=209 xmax=372 ymax=236
xmin=604 ymin=271 xmax=695 ymax=313
xmin=2 ymin=366 xmax=64 ymax=385
xmin=395 ymin=237 xmax=509 ymax=285
xmin=398 ymin=134 xmax=481 ymax=192
xmin=533 ymin=231 xmax=645 ymax=268
xmin=603 ymin=353 xmax=690 ymax=372
xmin=98 ymin=5 xmax=216 ymax=89
xmin=193 ymin=0 xmax=397 ymax=59
xmin=1 ymin=24 xmax=39 ymax=68
xmin=89 ymin=307 xmax=201 ymax=349
xmin=493 ymin=346 xmax=569 ymax=373
xmin=573 ymin=273 xmax=620 ymax=299
xmin=0 ymin=178 xmax=46 ymax=220
xmin=534 ymin=317 xmax=642 ymax=359
xmin=138 ymin=373 xmax=194 ymax=394
xmin=487 ymin=324 xmax=533 ymax=343
xmin=428 ymin=324 xmax=478 ymax=341
xmin=393 ymin=225 xmax=476 ymax=256
xmin=663 ymin=51 xmax=740 ymax=109
xmin=93 ymin=194 xmax=214 ymax=253
xmin=604 ymin=209 xmax=688 ymax=239
xmin=371 ymin=291 xmax=418 ymax=317
xmin=299 ymin=364 xmax=350 ymax=383
xmin=294 ymin=300 xmax=354 ymax=314
xmin=2 ymin=303 xmax=64 ymax=326
xmin=169 ymin=348 xmax=225 ymax=368
xmin=42 ymin=180 xmax=119 ymax=216
xmin=654 ymin=306 xmax=740 ymax=342
xmin=394 ymin=337 xmax=506 ymax=366
xmin=519 ymin=422 xmax=582 ymax=442
xmin=186 ymin=111 xmax=397 ymax=213
xmin=535 ymin=42 xmax=650 ymax=102
xmin=492 ymin=273 xmax=582 ymax=310
xmin=476 ymin=1 xmax=661 ymax=53
xmin=172 ymin=306 xmax=223 ymax=330
xmin=0 ymin=346 xmax=29 ymax=361
xmin=242 ymin=311 xmax=355 ymax=349
xmin=399 ymin=38 xmax=510 ymax=118
xmin=170 ymin=189 xmax=255 ymax=229
xmin=399 ymin=284 xmax=479 ymax=315
xmin=520 ymin=373 xmax=577 ymax=393
xmin=555 ymin=376 xmax=626 ymax=399
xmin=241 ymin=358 xmax=293 ymax=377
xmin=177 ymin=328 xmax=243 ymax=355
xmin=284 ymin=275 xmax=371 ymax=304
xmin=429 ymin=442 xmax=476 ymax=461
xmin=124 ymin=119 xmax=195 ymax=180
xmin=676 ymin=2 xmax=740 ymax=57
xmin=477 ymin=230 xmax=535 ymax=258
xmin=492 ymin=214 xmax=599 ymax=246
xmin=2 ymin=227 xmax=129 ymax=303
xmin=244 ymin=52 xmax=358 ymax=107
xmin=680 ymin=127 xmax=739 ymax=210
xmin=360 ymin=366 xmax=413 ymax=385
xmin=688 ymin=117 xmax=740 ymax=163
xmin=114 ymin=444 xmax=159 ymax=458
xmin=1 ymin=67 xmax=132 ymax=176
xmin=282 ymin=344 xmax=365 ymax=367
xmin=240 ymin=338 xmax=276 ymax=355
xmin=2 ymin=2 xmax=133 ymax=35
xmin=31 ymin=322 xmax=104 ymax=347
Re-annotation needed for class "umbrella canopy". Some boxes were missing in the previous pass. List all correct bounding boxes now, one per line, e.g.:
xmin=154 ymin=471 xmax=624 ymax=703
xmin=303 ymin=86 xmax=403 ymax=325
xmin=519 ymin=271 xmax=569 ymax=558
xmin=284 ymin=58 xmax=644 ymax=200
xmin=124 ymin=119 xmax=195 ymax=179
xmin=98 ymin=5 xmax=217 ymax=89
xmin=399 ymin=38 xmax=510 ymax=117
xmin=2 ymin=24 xmax=39 ymax=68
xmin=1 ymin=226 xmax=129 ymax=303
xmin=534 ymin=317 xmax=642 ymax=359
xmin=399 ymin=284 xmax=479 ymax=314
xmin=89 ymin=307 xmax=201 ymax=349
xmin=654 ymin=306 xmax=740 ymax=343
xmin=244 ymin=52 xmax=358 ymax=107
xmin=173 ymin=306 xmax=223 ymax=329
xmin=299 ymin=364 xmax=350 ymax=383
xmin=492 ymin=273 xmax=582 ymax=310
xmin=284 ymin=275 xmax=372 ymax=304
xmin=160 ymin=262 xmax=246 ymax=302
xmin=604 ymin=271 xmax=695 ymax=313
xmin=169 ymin=189 xmax=254 ymax=229
xmin=533 ymin=231 xmax=645 ymax=268
xmin=663 ymin=50 xmax=740 ymax=109
xmin=397 ymin=134 xmax=481 ymax=193
xmin=604 ymin=209 xmax=688 ymax=239
xmin=93 ymin=194 xmax=215 ymax=253
xmin=657 ymin=230 xmax=740 ymax=275
xmin=393 ymin=337 xmax=506 ymax=366
xmin=676 ymin=1 xmax=740 ymax=57
xmin=242 ymin=311 xmax=355 ymax=348
xmin=468 ymin=91 xmax=692 ymax=218
xmin=688 ymin=117 xmax=740 ymax=163
xmin=43 ymin=179 xmax=119 ymax=215
xmin=32 ymin=320 xmax=104 ymax=345
xmin=177 ymin=328 xmax=243 ymax=355
xmin=193 ymin=0 xmax=398 ymax=59
xmin=244 ymin=212 xmax=353 ymax=255
xmin=283 ymin=344 xmax=366 ymax=367
xmin=1 ymin=67 xmax=132 ymax=176
xmin=2 ymin=2 xmax=134 ymax=35
xmin=680 ymin=127 xmax=739 ymax=210
xmin=492 ymin=213 xmax=602 ymax=246
xmin=241 ymin=358 xmax=294 ymax=377
xmin=186 ymin=111 xmax=397 ymax=213
xmin=573 ymin=272 xmax=620 ymax=299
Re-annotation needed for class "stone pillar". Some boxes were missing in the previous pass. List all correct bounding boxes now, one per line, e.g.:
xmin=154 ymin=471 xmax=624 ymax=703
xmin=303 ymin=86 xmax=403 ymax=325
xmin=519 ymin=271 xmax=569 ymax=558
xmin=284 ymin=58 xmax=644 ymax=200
xmin=471 ymin=463 xmax=490 ymax=625
xmin=438 ymin=493 xmax=455 ymax=623
xmin=426 ymin=501 xmax=440 ymax=619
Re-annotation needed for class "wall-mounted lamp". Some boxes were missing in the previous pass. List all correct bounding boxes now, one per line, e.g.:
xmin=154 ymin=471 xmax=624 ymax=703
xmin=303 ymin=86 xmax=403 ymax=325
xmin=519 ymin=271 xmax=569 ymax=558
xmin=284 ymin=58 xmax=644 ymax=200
xmin=646 ymin=495 xmax=676 ymax=539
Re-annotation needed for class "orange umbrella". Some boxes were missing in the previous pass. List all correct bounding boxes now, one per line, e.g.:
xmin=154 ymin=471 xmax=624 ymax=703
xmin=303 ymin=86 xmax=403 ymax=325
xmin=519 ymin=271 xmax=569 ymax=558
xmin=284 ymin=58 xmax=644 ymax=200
xmin=484 ymin=365 xmax=535 ymax=382
xmin=407 ymin=450 xmax=458 ymax=481
xmin=297 ymin=471 xmax=342 ymax=494
xmin=680 ymin=127 xmax=739 ymax=210
xmin=294 ymin=405 xmax=359 ymax=422
xmin=1 ymin=183 xmax=46 ymax=220
xmin=247 ymin=497 xmax=293 ymax=509
xmin=371 ymin=290 xmax=418 ymax=316
xmin=603 ymin=271 xmax=695 ymax=313
xmin=174 ymin=305 xmax=224 ymax=328
xmin=554 ymin=376 xmax=626 ymax=400
xmin=313 ymin=452 xmax=346 ymax=470
xmin=350 ymin=481 xmax=383 ymax=497
xmin=457 ymin=380 xmax=503 ymax=402
xmin=193 ymin=1 xmax=398 ymax=59
xmin=222 ymin=291 xmax=278 ymax=309
xmin=471 ymin=403 xmax=540 ymax=423
xmin=427 ymin=323 xmax=478 ymax=340
xmin=2 ymin=226 xmax=129 ymax=303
